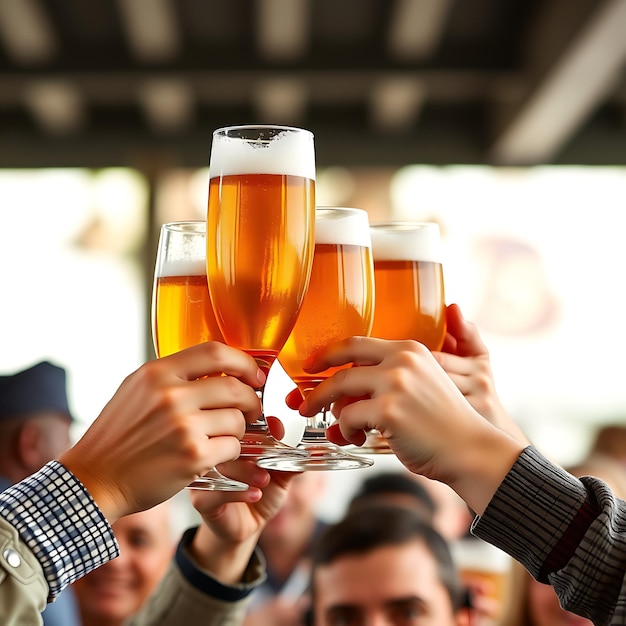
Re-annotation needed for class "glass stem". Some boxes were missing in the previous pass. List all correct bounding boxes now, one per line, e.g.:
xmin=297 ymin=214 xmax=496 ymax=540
xmin=247 ymin=385 xmax=268 ymax=430
xmin=301 ymin=407 xmax=330 ymax=443
xmin=247 ymin=355 xmax=274 ymax=430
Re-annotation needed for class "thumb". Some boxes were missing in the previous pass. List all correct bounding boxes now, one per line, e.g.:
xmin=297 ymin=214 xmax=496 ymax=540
xmin=445 ymin=304 xmax=488 ymax=357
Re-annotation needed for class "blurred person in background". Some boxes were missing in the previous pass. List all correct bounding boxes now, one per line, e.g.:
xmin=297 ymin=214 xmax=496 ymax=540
xmin=308 ymin=502 xmax=472 ymax=626
xmin=72 ymin=501 xmax=176 ymax=626
xmin=347 ymin=470 xmax=436 ymax=524
xmin=0 ymin=360 xmax=79 ymax=626
xmin=243 ymin=471 xmax=328 ymax=626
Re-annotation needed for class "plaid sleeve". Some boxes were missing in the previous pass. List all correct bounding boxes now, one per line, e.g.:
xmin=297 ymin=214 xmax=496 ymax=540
xmin=0 ymin=460 xmax=119 ymax=601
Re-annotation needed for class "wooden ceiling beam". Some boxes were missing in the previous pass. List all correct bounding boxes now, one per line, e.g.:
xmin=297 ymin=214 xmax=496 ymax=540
xmin=490 ymin=0 xmax=626 ymax=165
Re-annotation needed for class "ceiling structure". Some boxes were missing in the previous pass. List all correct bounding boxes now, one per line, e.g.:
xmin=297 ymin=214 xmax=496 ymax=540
xmin=0 ymin=0 xmax=625 ymax=170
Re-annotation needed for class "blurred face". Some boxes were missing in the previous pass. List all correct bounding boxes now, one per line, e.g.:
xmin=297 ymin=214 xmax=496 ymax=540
xmin=313 ymin=540 xmax=464 ymax=626
xmin=73 ymin=504 xmax=173 ymax=626
xmin=35 ymin=413 xmax=72 ymax=461
xmin=527 ymin=578 xmax=592 ymax=626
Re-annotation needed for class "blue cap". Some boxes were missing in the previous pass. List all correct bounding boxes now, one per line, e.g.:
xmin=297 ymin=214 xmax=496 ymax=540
xmin=0 ymin=361 xmax=74 ymax=422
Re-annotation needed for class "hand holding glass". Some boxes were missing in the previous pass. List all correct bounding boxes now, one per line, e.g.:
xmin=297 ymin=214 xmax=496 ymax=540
xmin=152 ymin=221 xmax=248 ymax=490
xmin=359 ymin=221 xmax=446 ymax=454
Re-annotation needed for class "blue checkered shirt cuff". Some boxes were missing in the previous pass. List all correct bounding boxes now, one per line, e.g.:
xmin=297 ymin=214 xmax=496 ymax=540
xmin=0 ymin=460 xmax=119 ymax=600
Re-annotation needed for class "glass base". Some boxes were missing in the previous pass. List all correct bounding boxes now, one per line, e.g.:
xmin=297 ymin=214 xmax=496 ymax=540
xmin=348 ymin=429 xmax=395 ymax=455
xmin=257 ymin=441 xmax=374 ymax=471
xmin=185 ymin=468 xmax=249 ymax=491
xmin=239 ymin=429 xmax=310 ymax=460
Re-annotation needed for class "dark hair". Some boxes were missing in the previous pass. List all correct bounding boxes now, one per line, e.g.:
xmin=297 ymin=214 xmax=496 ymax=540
xmin=348 ymin=471 xmax=436 ymax=521
xmin=310 ymin=503 xmax=464 ymax=611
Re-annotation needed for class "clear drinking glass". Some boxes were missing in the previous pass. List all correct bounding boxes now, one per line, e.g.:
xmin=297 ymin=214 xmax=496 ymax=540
xmin=358 ymin=221 xmax=447 ymax=454
xmin=152 ymin=220 xmax=248 ymax=490
xmin=259 ymin=207 xmax=375 ymax=471
xmin=206 ymin=125 xmax=316 ymax=461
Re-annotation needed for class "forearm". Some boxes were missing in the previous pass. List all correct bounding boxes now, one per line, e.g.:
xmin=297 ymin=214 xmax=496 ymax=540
xmin=189 ymin=523 xmax=261 ymax=585
xmin=129 ymin=526 xmax=266 ymax=626
xmin=473 ymin=446 xmax=626 ymax=625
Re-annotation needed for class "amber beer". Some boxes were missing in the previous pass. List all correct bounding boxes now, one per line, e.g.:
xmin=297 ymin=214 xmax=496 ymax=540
xmin=153 ymin=266 xmax=223 ymax=358
xmin=279 ymin=207 xmax=374 ymax=394
xmin=152 ymin=221 xmax=223 ymax=358
xmin=370 ymin=222 xmax=446 ymax=350
xmin=207 ymin=127 xmax=316 ymax=366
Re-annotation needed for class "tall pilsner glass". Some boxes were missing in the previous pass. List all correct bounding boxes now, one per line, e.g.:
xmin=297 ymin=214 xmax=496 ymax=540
xmin=152 ymin=221 xmax=248 ymax=490
xmin=359 ymin=221 xmax=446 ymax=454
xmin=207 ymin=125 xmax=315 ymax=460
xmin=260 ymin=207 xmax=375 ymax=471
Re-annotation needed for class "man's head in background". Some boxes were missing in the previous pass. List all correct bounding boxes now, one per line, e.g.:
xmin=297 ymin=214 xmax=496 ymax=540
xmin=309 ymin=503 xmax=470 ymax=626
xmin=347 ymin=471 xmax=436 ymax=524
xmin=0 ymin=360 xmax=73 ymax=484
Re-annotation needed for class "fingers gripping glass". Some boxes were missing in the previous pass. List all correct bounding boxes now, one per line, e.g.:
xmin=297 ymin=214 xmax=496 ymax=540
xmin=357 ymin=221 xmax=447 ymax=455
xmin=152 ymin=221 xmax=248 ymax=491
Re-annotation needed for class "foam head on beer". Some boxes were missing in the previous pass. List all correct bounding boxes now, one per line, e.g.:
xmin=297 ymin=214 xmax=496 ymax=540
xmin=154 ymin=221 xmax=206 ymax=278
xmin=315 ymin=206 xmax=371 ymax=246
xmin=209 ymin=125 xmax=316 ymax=180
xmin=158 ymin=257 xmax=204 ymax=279
xmin=369 ymin=221 xmax=446 ymax=349
xmin=369 ymin=221 xmax=442 ymax=262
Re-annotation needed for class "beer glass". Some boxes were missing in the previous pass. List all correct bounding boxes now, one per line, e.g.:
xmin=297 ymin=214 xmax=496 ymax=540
xmin=260 ymin=207 xmax=375 ymax=471
xmin=152 ymin=220 xmax=248 ymax=490
xmin=360 ymin=221 xmax=446 ymax=454
xmin=207 ymin=125 xmax=315 ymax=460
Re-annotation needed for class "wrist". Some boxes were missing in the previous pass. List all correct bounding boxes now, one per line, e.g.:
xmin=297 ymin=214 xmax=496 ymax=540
xmin=189 ymin=523 xmax=260 ymax=585
xmin=447 ymin=418 xmax=525 ymax=515
xmin=59 ymin=447 xmax=125 ymax=523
